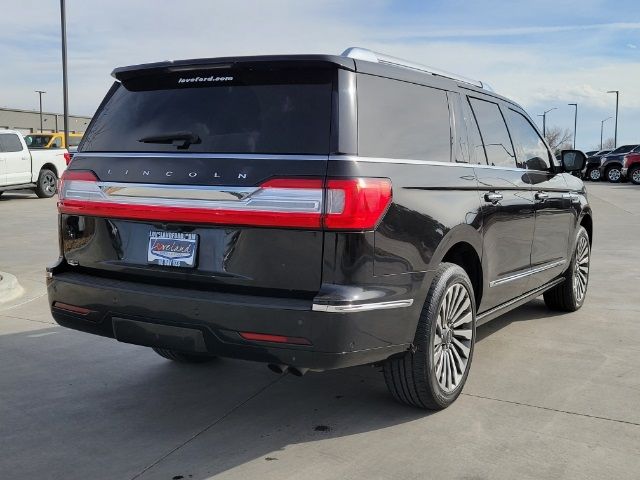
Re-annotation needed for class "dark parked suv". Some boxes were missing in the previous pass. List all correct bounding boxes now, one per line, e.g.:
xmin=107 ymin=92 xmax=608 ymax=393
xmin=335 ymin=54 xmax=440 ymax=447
xmin=599 ymin=144 xmax=640 ymax=182
xmin=47 ymin=48 xmax=592 ymax=410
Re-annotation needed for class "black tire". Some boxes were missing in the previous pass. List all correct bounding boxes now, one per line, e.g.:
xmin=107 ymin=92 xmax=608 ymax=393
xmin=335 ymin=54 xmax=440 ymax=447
xmin=152 ymin=347 xmax=215 ymax=363
xmin=383 ymin=263 xmax=476 ymax=410
xmin=587 ymin=168 xmax=601 ymax=182
xmin=35 ymin=168 xmax=58 ymax=198
xmin=629 ymin=166 xmax=640 ymax=185
xmin=605 ymin=165 xmax=622 ymax=183
xmin=543 ymin=226 xmax=590 ymax=312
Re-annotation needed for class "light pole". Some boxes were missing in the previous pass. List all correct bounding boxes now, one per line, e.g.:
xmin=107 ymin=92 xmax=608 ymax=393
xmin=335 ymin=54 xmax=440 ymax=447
xmin=60 ymin=0 xmax=69 ymax=146
xmin=35 ymin=90 xmax=46 ymax=132
xmin=600 ymin=117 xmax=612 ymax=150
xmin=607 ymin=90 xmax=619 ymax=148
xmin=537 ymin=107 xmax=557 ymax=137
xmin=568 ymin=103 xmax=577 ymax=149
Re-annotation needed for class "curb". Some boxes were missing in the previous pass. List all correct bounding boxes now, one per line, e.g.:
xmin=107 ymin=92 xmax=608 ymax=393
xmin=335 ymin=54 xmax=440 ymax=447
xmin=0 ymin=271 xmax=25 ymax=305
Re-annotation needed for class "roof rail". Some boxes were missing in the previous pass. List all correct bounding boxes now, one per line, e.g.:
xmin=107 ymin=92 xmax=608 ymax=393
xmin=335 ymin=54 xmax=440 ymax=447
xmin=341 ymin=47 xmax=493 ymax=91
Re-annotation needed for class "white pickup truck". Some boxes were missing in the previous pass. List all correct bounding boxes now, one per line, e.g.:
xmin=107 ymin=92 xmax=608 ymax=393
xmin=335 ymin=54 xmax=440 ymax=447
xmin=0 ymin=130 xmax=69 ymax=198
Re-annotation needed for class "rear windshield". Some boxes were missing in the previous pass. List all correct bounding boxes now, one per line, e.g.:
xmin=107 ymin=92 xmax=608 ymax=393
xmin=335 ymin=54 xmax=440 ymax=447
xmin=81 ymin=68 xmax=334 ymax=155
xmin=25 ymin=135 xmax=53 ymax=148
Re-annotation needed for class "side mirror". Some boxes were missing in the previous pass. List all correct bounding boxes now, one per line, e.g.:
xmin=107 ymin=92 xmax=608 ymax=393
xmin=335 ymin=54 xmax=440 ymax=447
xmin=560 ymin=150 xmax=586 ymax=172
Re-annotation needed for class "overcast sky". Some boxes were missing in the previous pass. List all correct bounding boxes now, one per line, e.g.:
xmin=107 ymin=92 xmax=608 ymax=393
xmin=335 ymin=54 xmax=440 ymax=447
xmin=2 ymin=0 xmax=639 ymax=150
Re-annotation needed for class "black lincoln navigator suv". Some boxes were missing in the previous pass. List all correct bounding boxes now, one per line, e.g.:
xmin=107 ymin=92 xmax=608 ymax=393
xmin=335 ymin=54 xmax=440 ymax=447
xmin=48 ymin=48 xmax=592 ymax=409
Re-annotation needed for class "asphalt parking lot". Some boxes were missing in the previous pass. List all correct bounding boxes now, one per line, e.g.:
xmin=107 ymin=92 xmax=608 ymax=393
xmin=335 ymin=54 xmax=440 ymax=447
xmin=1 ymin=183 xmax=639 ymax=480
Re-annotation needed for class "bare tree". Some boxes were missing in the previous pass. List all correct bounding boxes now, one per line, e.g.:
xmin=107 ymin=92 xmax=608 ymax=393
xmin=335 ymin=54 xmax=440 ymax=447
xmin=602 ymin=137 xmax=615 ymax=150
xmin=544 ymin=127 xmax=573 ymax=155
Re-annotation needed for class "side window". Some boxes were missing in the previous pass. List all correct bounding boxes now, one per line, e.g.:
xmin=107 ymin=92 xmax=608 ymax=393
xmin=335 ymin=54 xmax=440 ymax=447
xmin=358 ymin=74 xmax=451 ymax=161
xmin=50 ymin=137 xmax=62 ymax=148
xmin=507 ymin=109 xmax=551 ymax=171
xmin=468 ymin=97 xmax=517 ymax=168
xmin=460 ymin=96 xmax=487 ymax=165
xmin=0 ymin=134 xmax=24 ymax=153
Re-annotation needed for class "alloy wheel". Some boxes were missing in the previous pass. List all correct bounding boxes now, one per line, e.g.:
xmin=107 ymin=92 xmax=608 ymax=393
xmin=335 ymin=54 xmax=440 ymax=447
xmin=608 ymin=168 xmax=621 ymax=182
xmin=433 ymin=283 xmax=473 ymax=392
xmin=589 ymin=169 xmax=601 ymax=181
xmin=43 ymin=173 xmax=56 ymax=195
xmin=632 ymin=169 xmax=640 ymax=184
xmin=573 ymin=236 xmax=589 ymax=303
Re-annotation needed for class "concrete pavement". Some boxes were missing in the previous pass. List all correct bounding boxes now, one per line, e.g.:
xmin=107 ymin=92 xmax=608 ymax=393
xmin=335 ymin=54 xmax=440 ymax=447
xmin=1 ymin=184 xmax=639 ymax=480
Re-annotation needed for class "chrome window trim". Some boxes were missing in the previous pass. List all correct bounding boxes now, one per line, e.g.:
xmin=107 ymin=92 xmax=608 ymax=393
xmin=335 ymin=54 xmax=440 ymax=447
xmin=328 ymin=154 xmax=550 ymax=173
xmin=489 ymin=259 xmax=567 ymax=288
xmin=312 ymin=299 xmax=414 ymax=313
xmin=73 ymin=152 xmax=329 ymax=161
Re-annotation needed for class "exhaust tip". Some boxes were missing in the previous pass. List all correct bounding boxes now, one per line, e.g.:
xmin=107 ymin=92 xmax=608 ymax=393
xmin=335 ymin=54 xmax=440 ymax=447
xmin=289 ymin=367 xmax=309 ymax=377
xmin=268 ymin=364 xmax=289 ymax=375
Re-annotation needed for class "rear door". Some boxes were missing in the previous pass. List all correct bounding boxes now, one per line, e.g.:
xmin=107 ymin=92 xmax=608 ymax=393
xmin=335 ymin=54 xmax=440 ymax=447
xmin=505 ymin=108 xmax=573 ymax=288
xmin=63 ymin=64 xmax=337 ymax=295
xmin=466 ymin=96 xmax=536 ymax=313
xmin=0 ymin=133 xmax=31 ymax=185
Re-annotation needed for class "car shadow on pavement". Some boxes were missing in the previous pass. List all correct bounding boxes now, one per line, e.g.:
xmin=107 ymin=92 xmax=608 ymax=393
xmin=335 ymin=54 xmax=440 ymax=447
xmin=0 ymin=299 xmax=561 ymax=479
xmin=0 ymin=191 xmax=42 ymax=201
xmin=476 ymin=298 xmax=566 ymax=343
xmin=0 ymin=325 xmax=431 ymax=479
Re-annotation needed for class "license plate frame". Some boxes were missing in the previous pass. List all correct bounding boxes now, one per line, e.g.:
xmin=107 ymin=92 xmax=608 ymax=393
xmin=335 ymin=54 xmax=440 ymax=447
xmin=147 ymin=231 xmax=198 ymax=268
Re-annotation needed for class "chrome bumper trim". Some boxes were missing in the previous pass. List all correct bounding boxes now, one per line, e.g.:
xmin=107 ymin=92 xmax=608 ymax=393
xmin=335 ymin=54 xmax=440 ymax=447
xmin=312 ymin=299 xmax=414 ymax=313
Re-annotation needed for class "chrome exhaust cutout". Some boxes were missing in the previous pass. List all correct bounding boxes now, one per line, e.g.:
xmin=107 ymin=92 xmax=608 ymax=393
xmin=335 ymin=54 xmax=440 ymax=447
xmin=289 ymin=367 xmax=309 ymax=377
xmin=268 ymin=364 xmax=289 ymax=375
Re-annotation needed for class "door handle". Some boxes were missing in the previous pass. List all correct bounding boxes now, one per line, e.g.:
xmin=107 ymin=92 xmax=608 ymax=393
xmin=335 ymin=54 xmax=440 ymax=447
xmin=484 ymin=192 xmax=503 ymax=204
xmin=535 ymin=191 xmax=549 ymax=201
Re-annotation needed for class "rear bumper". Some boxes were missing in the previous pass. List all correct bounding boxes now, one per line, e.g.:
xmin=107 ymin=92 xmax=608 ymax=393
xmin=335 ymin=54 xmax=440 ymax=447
xmin=46 ymin=270 xmax=414 ymax=370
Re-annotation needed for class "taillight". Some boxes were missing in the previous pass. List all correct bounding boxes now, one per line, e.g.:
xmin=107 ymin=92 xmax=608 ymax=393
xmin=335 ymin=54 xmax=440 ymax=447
xmin=57 ymin=173 xmax=392 ymax=231
xmin=63 ymin=152 xmax=72 ymax=165
xmin=324 ymin=178 xmax=392 ymax=230
xmin=623 ymin=155 xmax=630 ymax=168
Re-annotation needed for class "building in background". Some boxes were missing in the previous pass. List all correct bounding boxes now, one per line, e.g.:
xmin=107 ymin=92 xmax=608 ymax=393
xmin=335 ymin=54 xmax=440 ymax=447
xmin=0 ymin=107 xmax=91 ymax=135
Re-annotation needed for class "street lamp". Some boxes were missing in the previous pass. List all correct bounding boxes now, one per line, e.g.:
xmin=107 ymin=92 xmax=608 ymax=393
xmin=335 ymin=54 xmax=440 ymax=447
xmin=35 ymin=90 xmax=46 ymax=132
xmin=59 ymin=0 xmax=69 ymax=147
xmin=600 ymin=117 xmax=612 ymax=150
xmin=537 ymin=107 xmax=557 ymax=137
xmin=607 ymin=90 xmax=619 ymax=148
xmin=568 ymin=103 xmax=578 ymax=149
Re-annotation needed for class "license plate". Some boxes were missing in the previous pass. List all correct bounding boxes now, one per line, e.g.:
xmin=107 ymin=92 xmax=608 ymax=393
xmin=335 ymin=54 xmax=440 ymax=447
xmin=147 ymin=231 xmax=198 ymax=268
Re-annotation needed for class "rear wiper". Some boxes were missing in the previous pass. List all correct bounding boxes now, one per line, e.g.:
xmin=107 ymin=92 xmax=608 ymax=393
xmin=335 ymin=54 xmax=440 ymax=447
xmin=138 ymin=131 xmax=201 ymax=149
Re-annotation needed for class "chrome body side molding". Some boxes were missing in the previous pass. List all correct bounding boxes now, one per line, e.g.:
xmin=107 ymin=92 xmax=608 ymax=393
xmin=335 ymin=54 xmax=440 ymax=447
xmin=489 ymin=260 xmax=567 ymax=288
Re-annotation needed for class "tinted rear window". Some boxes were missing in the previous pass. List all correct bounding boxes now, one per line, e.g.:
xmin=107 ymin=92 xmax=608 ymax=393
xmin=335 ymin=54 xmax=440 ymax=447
xmin=0 ymin=134 xmax=24 ymax=152
xmin=81 ymin=68 xmax=334 ymax=155
xmin=357 ymin=74 xmax=451 ymax=161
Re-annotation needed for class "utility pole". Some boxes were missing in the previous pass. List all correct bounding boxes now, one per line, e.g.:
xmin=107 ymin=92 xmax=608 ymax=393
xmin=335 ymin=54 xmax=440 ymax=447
xmin=60 ymin=0 xmax=69 ymax=146
xmin=607 ymin=90 xmax=619 ymax=148
xmin=568 ymin=103 xmax=577 ymax=149
xmin=537 ymin=107 xmax=557 ymax=137
xmin=600 ymin=117 xmax=612 ymax=150
xmin=35 ymin=90 xmax=46 ymax=132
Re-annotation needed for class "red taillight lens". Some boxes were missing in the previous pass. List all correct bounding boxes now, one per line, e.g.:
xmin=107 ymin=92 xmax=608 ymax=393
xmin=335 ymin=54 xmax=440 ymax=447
xmin=57 ymin=173 xmax=392 ymax=231
xmin=324 ymin=178 xmax=392 ymax=230
xmin=63 ymin=152 xmax=72 ymax=165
